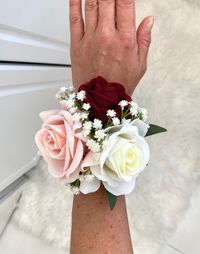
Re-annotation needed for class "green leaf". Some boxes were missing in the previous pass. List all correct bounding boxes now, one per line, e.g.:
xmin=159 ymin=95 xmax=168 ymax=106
xmin=145 ymin=124 xmax=167 ymax=137
xmin=71 ymin=179 xmax=80 ymax=188
xmin=105 ymin=189 xmax=117 ymax=210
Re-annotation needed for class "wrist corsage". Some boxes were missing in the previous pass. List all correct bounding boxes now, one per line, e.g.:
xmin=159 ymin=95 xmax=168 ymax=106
xmin=35 ymin=76 xmax=167 ymax=209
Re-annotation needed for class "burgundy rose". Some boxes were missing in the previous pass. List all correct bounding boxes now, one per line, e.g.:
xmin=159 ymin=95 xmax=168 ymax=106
xmin=78 ymin=76 xmax=132 ymax=124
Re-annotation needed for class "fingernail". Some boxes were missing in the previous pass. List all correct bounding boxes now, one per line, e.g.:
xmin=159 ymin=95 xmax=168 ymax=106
xmin=147 ymin=16 xmax=154 ymax=30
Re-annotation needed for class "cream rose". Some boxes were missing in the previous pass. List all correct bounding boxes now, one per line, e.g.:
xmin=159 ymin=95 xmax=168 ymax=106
xmin=90 ymin=119 xmax=150 ymax=195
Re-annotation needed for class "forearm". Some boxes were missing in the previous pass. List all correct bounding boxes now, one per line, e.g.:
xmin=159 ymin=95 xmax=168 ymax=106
xmin=70 ymin=184 xmax=133 ymax=254
xmin=69 ymin=0 xmax=154 ymax=252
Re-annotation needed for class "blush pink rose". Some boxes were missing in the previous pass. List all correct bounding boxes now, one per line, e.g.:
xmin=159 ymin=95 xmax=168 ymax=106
xmin=35 ymin=109 xmax=86 ymax=183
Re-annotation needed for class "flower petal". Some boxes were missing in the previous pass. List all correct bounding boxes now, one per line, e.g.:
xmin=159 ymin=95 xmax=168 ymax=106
xmin=64 ymin=168 xmax=80 ymax=183
xmin=46 ymin=157 xmax=66 ymax=178
xmin=81 ymin=151 xmax=98 ymax=171
xmin=131 ymin=119 xmax=149 ymax=137
xmin=103 ymin=178 xmax=136 ymax=196
xmin=64 ymin=120 xmax=75 ymax=157
xmin=65 ymin=140 xmax=83 ymax=178
xmin=80 ymin=177 xmax=101 ymax=194
xmin=48 ymin=123 xmax=66 ymax=138
xmin=39 ymin=109 xmax=60 ymax=123
xmin=35 ymin=128 xmax=49 ymax=157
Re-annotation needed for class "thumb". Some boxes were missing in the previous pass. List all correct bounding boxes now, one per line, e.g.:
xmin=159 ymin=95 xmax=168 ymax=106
xmin=137 ymin=16 xmax=154 ymax=65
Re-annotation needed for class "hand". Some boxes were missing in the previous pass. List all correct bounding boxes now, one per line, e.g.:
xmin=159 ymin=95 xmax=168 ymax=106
xmin=69 ymin=0 xmax=154 ymax=96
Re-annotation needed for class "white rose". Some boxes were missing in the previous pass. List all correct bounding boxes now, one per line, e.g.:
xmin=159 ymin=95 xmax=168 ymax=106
xmin=91 ymin=119 xmax=150 ymax=196
xmin=79 ymin=175 xmax=101 ymax=194
xmin=79 ymin=152 xmax=101 ymax=194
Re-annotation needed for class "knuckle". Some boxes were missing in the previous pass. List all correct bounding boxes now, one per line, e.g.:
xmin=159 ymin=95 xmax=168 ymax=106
xmin=141 ymin=37 xmax=151 ymax=48
xmin=99 ymin=0 xmax=114 ymax=3
xmin=70 ymin=15 xmax=81 ymax=25
xmin=70 ymin=0 xmax=80 ymax=7
xmin=98 ymin=28 xmax=113 ymax=45
xmin=120 ymin=33 xmax=133 ymax=49
xmin=85 ymin=0 xmax=97 ymax=11
xmin=117 ymin=0 xmax=133 ymax=7
xmin=81 ymin=41 xmax=89 ymax=51
xmin=99 ymin=34 xmax=110 ymax=45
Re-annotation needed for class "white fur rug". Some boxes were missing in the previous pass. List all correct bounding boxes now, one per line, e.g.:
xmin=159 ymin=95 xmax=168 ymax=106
xmin=13 ymin=0 xmax=200 ymax=253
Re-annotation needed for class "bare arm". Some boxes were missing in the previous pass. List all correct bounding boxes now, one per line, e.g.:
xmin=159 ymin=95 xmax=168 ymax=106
xmin=70 ymin=184 xmax=133 ymax=254
xmin=69 ymin=0 xmax=153 ymax=253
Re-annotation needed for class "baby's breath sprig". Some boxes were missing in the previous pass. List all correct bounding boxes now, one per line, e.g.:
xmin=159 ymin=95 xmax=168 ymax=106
xmin=118 ymin=100 xmax=148 ymax=122
xmin=66 ymin=169 xmax=97 ymax=194
xmin=56 ymin=86 xmax=148 ymax=155
xmin=68 ymin=179 xmax=81 ymax=195
xmin=105 ymin=110 xmax=119 ymax=128
xmin=56 ymin=86 xmax=73 ymax=101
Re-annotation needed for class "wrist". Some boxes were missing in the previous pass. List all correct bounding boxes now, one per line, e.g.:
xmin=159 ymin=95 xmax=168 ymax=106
xmin=73 ymin=184 xmax=126 ymax=213
xmin=71 ymin=184 xmax=133 ymax=254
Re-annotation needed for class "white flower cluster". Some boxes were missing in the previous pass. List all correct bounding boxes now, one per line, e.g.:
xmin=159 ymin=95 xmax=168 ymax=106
xmin=118 ymin=100 xmax=128 ymax=108
xmin=94 ymin=129 xmax=106 ymax=141
xmin=56 ymin=87 xmax=90 ymax=125
xmin=106 ymin=110 xmax=121 ymax=127
xmin=56 ymin=86 xmax=148 ymax=154
xmin=83 ymin=103 xmax=91 ymax=110
xmin=118 ymin=100 xmax=148 ymax=122
xmin=65 ymin=171 xmax=97 ymax=195
xmin=72 ymin=112 xmax=81 ymax=122
xmin=86 ymin=139 xmax=101 ymax=153
xmin=93 ymin=119 xmax=103 ymax=129
xmin=139 ymin=108 xmax=148 ymax=121
xmin=76 ymin=90 xmax=86 ymax=101
xmin=107 ymin=109 xmax=116 ymax=118
xmin=81 ymin=117 xmax=107 ymax=152
xmin=79 ymin=173 xmax=95 ymax=183
xmin=83 ymin=121 xmax=93 ymax=136
xmin=56 ymin=86 xmax=69 ymax=99
xmin=64 ymin=183 xmax=79 ymax=195
xmin=129 ymin=101 xmax=139 ymax=115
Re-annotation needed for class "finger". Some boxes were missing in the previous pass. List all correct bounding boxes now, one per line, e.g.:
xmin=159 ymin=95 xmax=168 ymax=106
xmin=116 ymin=0 xmax=136 ymax=32
xmin=98 ymin=0 xmax=115 ymax=29
xmin=69 ymin=0 xmax=84 ymax=43
xmin=85 ymin=0 xmax=98 ymax=33
xmin=137 ymin=16 xmax=154 ymax=65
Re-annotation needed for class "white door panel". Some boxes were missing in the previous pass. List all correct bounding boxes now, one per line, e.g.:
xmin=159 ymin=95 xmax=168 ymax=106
xmin=0 ymin=65 xmax=72 ymax=191
xmin=0 ymin=0 xmax=70 ymax=64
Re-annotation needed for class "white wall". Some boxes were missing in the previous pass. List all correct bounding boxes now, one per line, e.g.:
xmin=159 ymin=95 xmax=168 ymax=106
xmin=0 ymin=0 xmax=70 ymax=64
xmin=0 ymin=0 xmax=72 ymax=191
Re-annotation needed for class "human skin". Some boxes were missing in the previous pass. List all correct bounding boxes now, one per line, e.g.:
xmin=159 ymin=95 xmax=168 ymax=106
xmin=69 ymin=0 xmax=154 ymax=96
xmin=70 ymin=184 xmax=133 ymax=254
xmin=69 ymin=0 xmax=154 ymax=253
